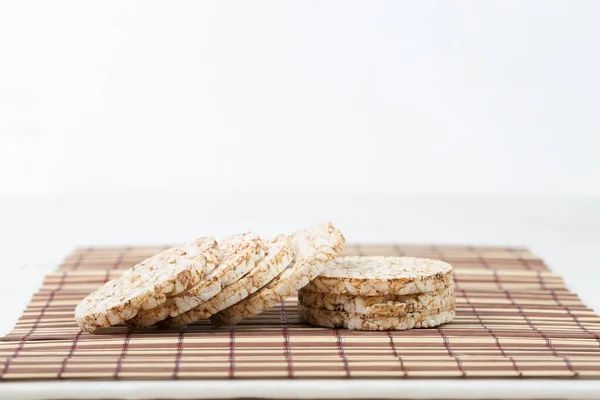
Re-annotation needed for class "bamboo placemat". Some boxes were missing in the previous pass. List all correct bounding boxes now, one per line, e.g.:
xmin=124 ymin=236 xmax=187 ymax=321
xmin=1 ymin=244 xmax=600 ymax=380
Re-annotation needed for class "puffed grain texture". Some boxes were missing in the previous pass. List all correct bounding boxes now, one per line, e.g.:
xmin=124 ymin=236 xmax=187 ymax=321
xmin=161 ymin=235 xmax=295 ymax=328
xmin=298 ymin=284 xmax=454 ymax=316
xmin=75 ymin=237 xmax=220 ymax=333
xmin=126 ymin=232 xmax=265 ymax=328
xmin=212 ymin=222 xmax=345 ymax=326
xmin=298 ymin=304 xmax=455 ymax=331
xmin=304 ymin=256 xmax=453 ymax=296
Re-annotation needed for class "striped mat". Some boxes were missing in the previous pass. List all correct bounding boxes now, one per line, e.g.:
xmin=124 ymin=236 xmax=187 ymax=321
xmin=1 ymin=244 xmax=600 ymax=380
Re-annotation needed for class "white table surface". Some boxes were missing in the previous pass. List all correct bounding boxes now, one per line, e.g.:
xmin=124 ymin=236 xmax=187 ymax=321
xmin=1 ymin=193 xmax=599 ymax=399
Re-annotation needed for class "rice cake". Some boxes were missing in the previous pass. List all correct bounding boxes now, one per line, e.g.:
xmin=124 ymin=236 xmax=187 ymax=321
xmin=212 ymin=222 xmax=345 ymax=326
xmin=161 ymin=234 xmax=295 ymax=328
xmin=126 ymin=232 xmax=265 ymax=328
xmin=298 ymin=303 xmax=455 ymax=331
xmin=303 ymin=256 xmax=453 ymax=296
xmin=75 ymin=237 xmax=220 ymax=333
xmin=298 ymin=284 xmax=454 ymax=317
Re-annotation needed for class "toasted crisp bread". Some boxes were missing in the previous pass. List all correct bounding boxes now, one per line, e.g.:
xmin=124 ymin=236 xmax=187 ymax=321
xmin=75 ymin=237 xmax=220 ymax=333
xmin=161 ymin=235 xmax=295 ymax=328
xmin=298 ymin=284 xmax=454 ymax=317
xmin=126 ymin=232 xmax=265 ymax=328
xmin=212 ymin=222 xmax=345 ymax=326
xmin=303 ymin=256 xmax=453 ymax=296
xmin=298 ymin=303 xmax=455 ymax=331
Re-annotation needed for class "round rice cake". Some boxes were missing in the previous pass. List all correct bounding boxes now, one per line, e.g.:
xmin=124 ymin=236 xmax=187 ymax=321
xmin=298 ymin=285 xmax=454 ymax=317
xmin=75 ymin=237 xmax=220 ymax=333
xmin=212 ymin=222 xmax=345 ymax=326
xmin=126 ymin=232 xmax=265 ymax=328
xmin=161 ymin=234 xmax=295 ymax=328
xmin=298 ymin=303 xmax=455 ymax=331
xmin=303 ymin=256 xmax=453 ymax=296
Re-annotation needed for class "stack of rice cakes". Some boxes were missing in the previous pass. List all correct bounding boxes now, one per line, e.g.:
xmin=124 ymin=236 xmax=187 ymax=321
xmin=75 ymin=222 xmax=345 ymax=333
xmin=298 ymin=256 xmax=455 ymax=330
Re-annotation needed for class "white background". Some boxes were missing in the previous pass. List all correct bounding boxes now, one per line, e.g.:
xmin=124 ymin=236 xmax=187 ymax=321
xmin=1 ymin=1 xmax=599 ymax=197
xmin=0 ymin=2 xmax=599 ymax=314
